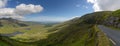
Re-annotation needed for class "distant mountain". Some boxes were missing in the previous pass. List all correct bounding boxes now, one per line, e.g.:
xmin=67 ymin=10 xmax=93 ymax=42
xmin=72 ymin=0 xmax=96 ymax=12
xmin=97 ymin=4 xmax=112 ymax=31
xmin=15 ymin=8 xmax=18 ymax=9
xmin=0 ymin=18 xmax=28 ymax=27
xmin=1 ymin=9 xmax=120 ymax=46
xmin=23 ymin=21 xmax=60 ymax=27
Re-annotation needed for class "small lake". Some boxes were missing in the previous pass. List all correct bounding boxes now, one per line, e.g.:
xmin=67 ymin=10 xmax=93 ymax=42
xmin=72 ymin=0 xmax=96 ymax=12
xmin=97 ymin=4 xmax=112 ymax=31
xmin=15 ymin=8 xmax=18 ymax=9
xmin=0 ymin=31 xmax=24 ymax=37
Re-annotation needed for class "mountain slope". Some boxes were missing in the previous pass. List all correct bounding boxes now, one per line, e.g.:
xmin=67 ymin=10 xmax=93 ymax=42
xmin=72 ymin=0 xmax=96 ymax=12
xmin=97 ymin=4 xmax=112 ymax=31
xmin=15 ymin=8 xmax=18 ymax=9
xmin=37 ymin=10 xmax=120 ymax=46
xmin=0 ymin=18 xmax=48 ymax=46
xmin=0 ymin=18 xmax=28 ymax=27
xmin=0 ymin=18 xmax=28 ymax=34
xmin=36 ymin=11 xmax=113 ymax=46
xmin=1 ymin=9 xmax=120 ymax=46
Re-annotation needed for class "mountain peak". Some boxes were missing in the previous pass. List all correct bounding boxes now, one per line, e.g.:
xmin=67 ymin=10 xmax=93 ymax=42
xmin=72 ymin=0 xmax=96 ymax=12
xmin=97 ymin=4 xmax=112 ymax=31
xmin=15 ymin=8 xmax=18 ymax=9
xmin=0 ymin=18 xmax=28 ymax=27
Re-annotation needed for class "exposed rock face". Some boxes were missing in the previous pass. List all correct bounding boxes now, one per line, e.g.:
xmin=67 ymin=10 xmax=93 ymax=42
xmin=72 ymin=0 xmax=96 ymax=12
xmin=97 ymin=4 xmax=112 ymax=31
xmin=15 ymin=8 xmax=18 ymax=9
xmin=117 ymin=24 xmax=120 ymax=28
xmin=104 ymin=16 xmax=120 ymax=28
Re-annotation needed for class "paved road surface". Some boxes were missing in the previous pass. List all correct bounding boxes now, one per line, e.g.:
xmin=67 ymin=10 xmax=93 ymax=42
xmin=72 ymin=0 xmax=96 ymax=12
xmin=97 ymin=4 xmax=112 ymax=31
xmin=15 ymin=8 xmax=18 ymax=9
xmin=98 ymin=25 xmax=120 ymax=46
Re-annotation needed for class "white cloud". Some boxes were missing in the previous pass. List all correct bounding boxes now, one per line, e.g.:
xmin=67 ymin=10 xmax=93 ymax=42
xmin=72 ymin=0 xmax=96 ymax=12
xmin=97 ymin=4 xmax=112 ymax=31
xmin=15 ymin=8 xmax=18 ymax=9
xmin=87 ymin=0 xmax=120 ymax=11
xmin=0 ymin=8 xmax=14 ymax=16
xmin=0 ymin=0 xmax=7 ymax=8
xmin=0 ymin=8 xmax=23 ymax=19
xmin=0 ymin=2 xmax=43 ymax=19
xmin=15 ymin=4 xmax=43 ymax=15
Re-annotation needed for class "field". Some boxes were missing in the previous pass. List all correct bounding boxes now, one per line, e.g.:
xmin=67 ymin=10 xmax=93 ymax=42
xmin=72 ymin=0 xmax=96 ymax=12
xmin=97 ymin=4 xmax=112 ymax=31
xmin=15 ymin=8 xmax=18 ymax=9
xmin=0 ymin=24 xmax=51 ymax=42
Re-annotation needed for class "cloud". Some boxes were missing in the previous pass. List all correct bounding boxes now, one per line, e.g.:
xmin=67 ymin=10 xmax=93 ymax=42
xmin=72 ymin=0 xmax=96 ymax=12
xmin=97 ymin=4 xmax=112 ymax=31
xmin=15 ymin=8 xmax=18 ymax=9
xmin=87 ymin=0 xmax=120 ymax=11
xmin=15 ymin=4 xmax=43 ymax=16
xmin=0 ymin=3 xmax=43 ymax=19
xmin=0 ymin=0 xmax=7 ymax=8
xmin=0 ymin=8 xmax=23 ymax=19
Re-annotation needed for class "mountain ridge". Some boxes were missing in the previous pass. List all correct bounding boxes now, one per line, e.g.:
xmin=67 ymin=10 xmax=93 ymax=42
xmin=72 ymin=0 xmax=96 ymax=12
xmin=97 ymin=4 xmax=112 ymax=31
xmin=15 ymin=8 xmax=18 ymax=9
xmin=0 ymin=9 xmax=120 ymax=46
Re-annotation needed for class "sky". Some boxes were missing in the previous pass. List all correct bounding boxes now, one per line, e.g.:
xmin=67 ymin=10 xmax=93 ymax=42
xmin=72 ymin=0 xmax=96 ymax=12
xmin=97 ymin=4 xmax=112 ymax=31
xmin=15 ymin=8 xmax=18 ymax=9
xmin=0 ymin=0 xmax=120 ymax=22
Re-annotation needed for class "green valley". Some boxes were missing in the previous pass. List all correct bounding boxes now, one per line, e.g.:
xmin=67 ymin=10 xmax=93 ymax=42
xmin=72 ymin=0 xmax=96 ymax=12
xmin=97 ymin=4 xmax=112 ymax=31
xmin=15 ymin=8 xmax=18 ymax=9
xmin=1 ymin=9 xmax=120 ymax=46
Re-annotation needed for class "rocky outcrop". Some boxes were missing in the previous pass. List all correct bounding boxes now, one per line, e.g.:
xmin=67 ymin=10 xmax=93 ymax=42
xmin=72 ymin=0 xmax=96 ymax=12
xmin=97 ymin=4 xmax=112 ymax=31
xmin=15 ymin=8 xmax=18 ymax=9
xmin=104 ymin=16 xmax=120 ymax=28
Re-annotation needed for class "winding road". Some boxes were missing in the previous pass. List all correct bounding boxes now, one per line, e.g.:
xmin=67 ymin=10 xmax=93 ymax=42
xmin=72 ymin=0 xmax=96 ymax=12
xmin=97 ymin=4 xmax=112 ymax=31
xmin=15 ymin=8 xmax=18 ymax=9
xmin=98 ymin=25 xmax=120 ymax=46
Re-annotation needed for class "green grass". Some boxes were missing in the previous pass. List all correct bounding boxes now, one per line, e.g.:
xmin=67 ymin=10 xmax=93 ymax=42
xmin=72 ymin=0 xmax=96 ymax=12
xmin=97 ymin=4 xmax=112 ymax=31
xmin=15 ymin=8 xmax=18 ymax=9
xmin=71 ymin=34 xmax=88 ymax=46
xmin=0 ymin=24 xmax=50 ymax=42
xmin=1 ymin=9 xmax=120 ymax=46
xmin=0 ymin=21 xmax=111 ymax=46
xmin=36 ymin=23 xmax=100 ymax=46
xmin=95 ymin=25 xmax=110 ymax=46
xmin=1 ymin=37 xmax=38 ymax=46
xmin=11 ymin=25 xmax=49 ymax=42
xmin=0 ymin=41 xmax=10 ymax=46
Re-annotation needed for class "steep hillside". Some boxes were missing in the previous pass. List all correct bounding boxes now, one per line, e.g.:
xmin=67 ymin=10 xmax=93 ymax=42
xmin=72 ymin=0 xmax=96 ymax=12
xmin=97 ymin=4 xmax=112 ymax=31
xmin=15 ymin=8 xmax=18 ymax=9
xmin=0 ymin=18 xmax=28 ymax=27
xmin=1 ymin=9 xmax=120 ymax=46
xmin=0 ymin=18 xmax=28 ymax=34
xmin=0 ymin=18 xmax=49 ymax=46
xmin=103 ymin=10 xmax=120 ymax=28
xmin=35 ymin=11 xmax=113 ymax=46
xmin=36 ymin=10 xmax=120 ymax=46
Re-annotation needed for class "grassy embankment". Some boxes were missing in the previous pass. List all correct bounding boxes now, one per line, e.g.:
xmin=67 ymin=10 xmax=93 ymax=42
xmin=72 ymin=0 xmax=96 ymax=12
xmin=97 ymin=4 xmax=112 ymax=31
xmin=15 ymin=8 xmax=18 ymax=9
xmin=95 ymin=25 xmax=111 ymax=46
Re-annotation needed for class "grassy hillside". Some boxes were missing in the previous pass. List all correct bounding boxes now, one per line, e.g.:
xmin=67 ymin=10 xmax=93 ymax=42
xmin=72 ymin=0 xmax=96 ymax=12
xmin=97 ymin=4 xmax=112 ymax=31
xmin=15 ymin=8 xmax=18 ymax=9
xmin=1 ymin=9 xmax=120 ymax=46
xmin=35 ymin=11 xmax=113 ymax=46
xmin=0 ymin=18 xmax=50 ymax=46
